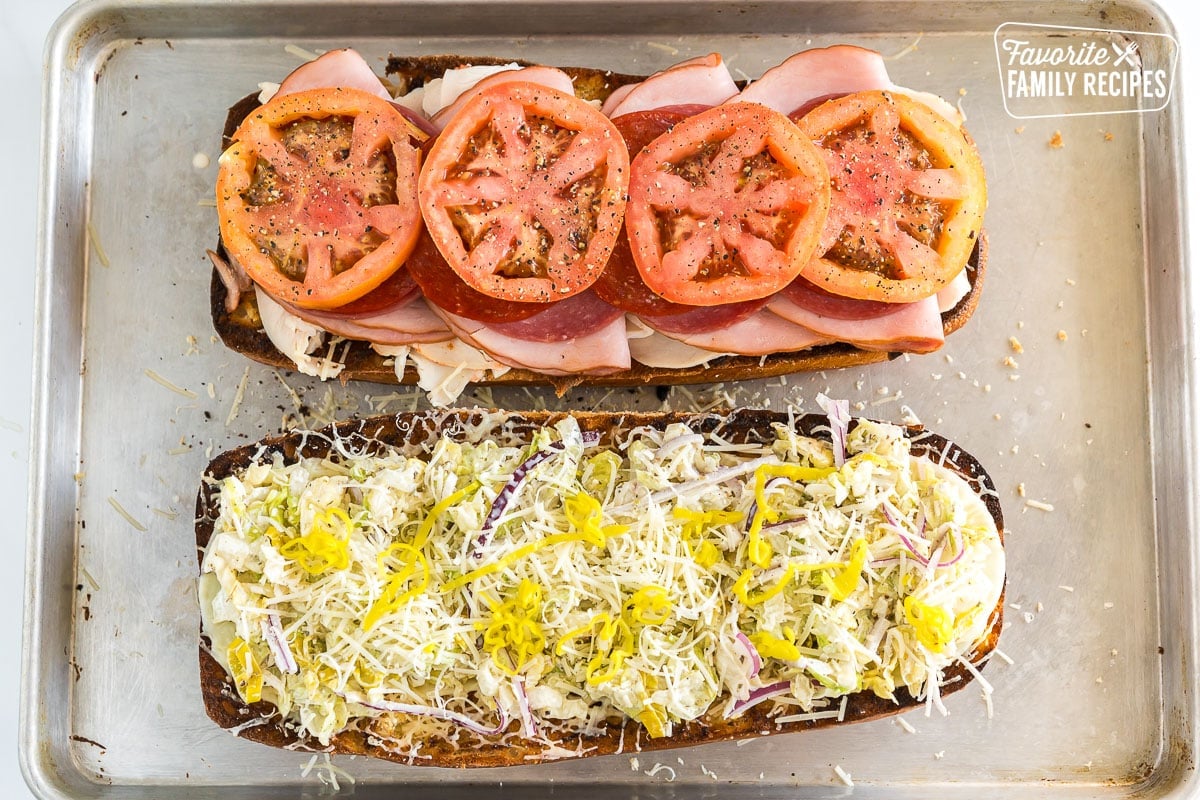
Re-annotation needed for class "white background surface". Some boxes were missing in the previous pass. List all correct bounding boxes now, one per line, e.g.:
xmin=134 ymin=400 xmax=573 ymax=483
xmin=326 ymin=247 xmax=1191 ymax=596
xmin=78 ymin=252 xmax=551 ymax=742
xmin=1 ymin=2 xmax=1196 ymax=798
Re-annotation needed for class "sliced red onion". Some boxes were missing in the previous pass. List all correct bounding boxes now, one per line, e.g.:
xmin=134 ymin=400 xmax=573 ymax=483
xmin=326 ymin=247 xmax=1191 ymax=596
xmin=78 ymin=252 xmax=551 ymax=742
xmin=746 ymin=476 xmax=787 ymax=530
xmin=261 ymin=613 xmax=298 ymax=675
xmin=343 ymin=692 xmax=510 ymax=737
xmin=472 ymin=431 xmax=601 ymax=557
xmin=892 ymin=525 xmax=964 ymax=568
xmin=763 ymin=515 xmax=807 ymax=532
xmin=727 ymin=681 xmax=791 ymax=718
xmin=514 ymin=677 xmax=540 ymax=739
xmin=816 ymin=394 xmax=850 ymax=467
xmin=390 ymin=102 xmax=439 ymax=138
xmin=473 ymin=441 xmax=568 ymax=556
xmin=734 ymin=632 xmax=762 ymax=677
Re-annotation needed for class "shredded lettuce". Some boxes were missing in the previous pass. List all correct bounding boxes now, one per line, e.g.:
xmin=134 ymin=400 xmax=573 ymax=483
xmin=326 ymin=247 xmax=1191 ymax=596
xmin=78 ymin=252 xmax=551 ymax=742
xmin=200 ymin=416 xmax=1004 ymax=747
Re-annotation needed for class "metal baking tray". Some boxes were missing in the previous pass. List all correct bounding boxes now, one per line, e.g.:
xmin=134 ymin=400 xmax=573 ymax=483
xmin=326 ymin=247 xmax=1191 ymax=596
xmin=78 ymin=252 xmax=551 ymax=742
xmin=21 ymin=0 xmax=1199 ymax=797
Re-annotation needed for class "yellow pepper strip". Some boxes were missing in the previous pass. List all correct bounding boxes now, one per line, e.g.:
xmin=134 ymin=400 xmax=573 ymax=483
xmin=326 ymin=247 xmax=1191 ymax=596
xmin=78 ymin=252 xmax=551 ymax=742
xmin=482 ymin=579 xmax=547 ymax=675
xmin=823 ymin=538 xmax=870 ymax=601
xmin=904 ymin=595 xmax=954 ymax=653
xmin=555 ymin=613 xmax=612 ymax=656
xmin=624 ymin=585 xmax=673 ymax=625
xmin=413 ymin=480 xmax=480 ymax=551
xmin=638 ymin=703 xmax=670 ymax=739
xmin=279 ymin=506 xmax=352 ymax=576
xmin=227 ymin=637 xmax=263 ymax=704
xmin=733 ymin=563 xmax=797 ymax=606
xmin=749 ymin=630 xmax=800 ymax=662
xmin=442 ymin=492 xmax=627 ymax=592
xmin=361 ymin=544 xmax=429 ymax=632
xmin=586 ymin=647 xmax=629 ymax=685
xmin=746 ymin=464 xmax=836 ymax=568
xmin=672 ymin=507 xmax=742 ymax=567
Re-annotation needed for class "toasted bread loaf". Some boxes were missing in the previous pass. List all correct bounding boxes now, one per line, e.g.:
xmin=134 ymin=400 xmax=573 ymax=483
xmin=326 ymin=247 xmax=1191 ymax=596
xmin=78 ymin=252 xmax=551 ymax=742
xmin=210 ymin=56 xmax=988 ymax=391
xmin=196 ymin=408 xmax=1005 ymax=766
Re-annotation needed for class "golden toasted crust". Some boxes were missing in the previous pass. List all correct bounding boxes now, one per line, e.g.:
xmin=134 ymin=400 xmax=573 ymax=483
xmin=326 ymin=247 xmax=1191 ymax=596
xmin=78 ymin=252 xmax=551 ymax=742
xmin=210 ymin=55 xmax=988 ymax=392
xmin=196 ymin=409 xmax=1005 ymax=766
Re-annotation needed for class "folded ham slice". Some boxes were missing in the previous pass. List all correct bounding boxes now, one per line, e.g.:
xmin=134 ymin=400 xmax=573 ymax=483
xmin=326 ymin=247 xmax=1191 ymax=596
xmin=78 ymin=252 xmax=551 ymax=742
xmin=649 ymin=309 xmax=829 ymax=355
xmin=275 ymin=48 xmax=392 ymax=100
xmin=429 ymin=66 xmax=577 ymax=130
xmin=734 ymin=45 xmax=892 ymax=117
xmin=284 ymin=298 xmax=455 ymax=346
xmin=767 ymin=294 xmax=944 ymax=353
xmin=602 ymin=54 xmax=739 ymax=117
xmin=435 ymin=309 xmax=631 ymax=375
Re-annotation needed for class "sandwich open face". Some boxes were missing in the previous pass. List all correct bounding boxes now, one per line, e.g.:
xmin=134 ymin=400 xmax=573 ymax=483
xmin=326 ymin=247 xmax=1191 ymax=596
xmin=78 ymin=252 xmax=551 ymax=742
xmin=210 ymin=47 xmax=987 ymax=403
xmin=197 ymin=406 xmax=1005 ymax=766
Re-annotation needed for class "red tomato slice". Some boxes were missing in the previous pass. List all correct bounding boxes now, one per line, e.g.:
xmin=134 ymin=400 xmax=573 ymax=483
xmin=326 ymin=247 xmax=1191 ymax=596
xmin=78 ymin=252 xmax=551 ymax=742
xmin=419 ymin=82 xmax=630 ymax=303
xmin=625 ymin=102 xmax=831 ymax=306
xmin=405 ymin=230 xmax=545 ymax=323
xmin=216 ymin=87 xmax=425 ymax=310
xmin=796 ymin=90 xmax=987 ymax=303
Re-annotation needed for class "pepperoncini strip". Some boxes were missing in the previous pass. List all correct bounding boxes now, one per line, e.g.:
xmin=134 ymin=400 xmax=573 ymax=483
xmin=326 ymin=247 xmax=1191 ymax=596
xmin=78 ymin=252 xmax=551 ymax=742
xmin=638 ymin=703 xmax=670 ymax=739
xmin=746 ymin=464 xmax=836 ymax=568
xmin=227 ymin=637 xmax=263 ymax=704
xmin=904 ymin=595 xmax=954 ymax=653
xmin=279 ymin=506 xmax=352 ymax=576
xmin=482 ymin=579 xmax=547 ymax=675
xmin=413 ymin=480 xmax=480 ymax=551
xmin=362 ymin=543 xmax=429 ymax=632
xmin=624 ymin=585 xmax=673 ymax=625
xmin=749 ymin=629 xmax=800 ymax=662
xmin=733 ymin=563 xmax=798 ymax=606
xmin=441 ymin=491 xmax=627 ymax=592
xmin=823 ymin=538 xmax=869 ymax=601
xmin=672 ymin=507 xmax=741 ymax=568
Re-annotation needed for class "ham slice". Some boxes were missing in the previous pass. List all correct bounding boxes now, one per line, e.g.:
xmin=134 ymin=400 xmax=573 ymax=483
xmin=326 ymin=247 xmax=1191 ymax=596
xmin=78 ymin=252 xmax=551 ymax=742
xmin=733 ymin=45 xmax=892 ymax=116
xmin=430 ymin=66 xmax=577 ymax=130
xmin=275 ymin=48 xmax=391 ymax=100
xmin=435 ymin=309 xmax=631 ymax=375
xmin=767 ymin=294 xmax=944 ymax=353
xmin=603 ymin=54 xmax=739 ymax=117
xmin=628 ymin=330 xmax=733 ymax=368
xmin=284 ymin=299 xmax=454 ymax=346
xmin=650 ymin=309 xmax=829 ymax=355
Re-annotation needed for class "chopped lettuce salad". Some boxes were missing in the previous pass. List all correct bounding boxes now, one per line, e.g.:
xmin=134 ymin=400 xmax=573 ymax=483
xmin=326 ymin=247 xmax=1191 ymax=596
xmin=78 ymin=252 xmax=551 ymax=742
xmin=200 ymin=411 xmax=1004 ymax=750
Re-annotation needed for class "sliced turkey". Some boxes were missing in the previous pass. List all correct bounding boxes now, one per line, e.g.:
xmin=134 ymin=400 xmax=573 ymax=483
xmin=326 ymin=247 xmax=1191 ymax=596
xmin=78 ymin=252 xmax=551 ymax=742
xmin=602 ymin=53 xmax=739 ymax=117
xmin=767 ymin=294 xmax=944 ymax=353
xmin=436 ymin=309 xmax=631 ymax=375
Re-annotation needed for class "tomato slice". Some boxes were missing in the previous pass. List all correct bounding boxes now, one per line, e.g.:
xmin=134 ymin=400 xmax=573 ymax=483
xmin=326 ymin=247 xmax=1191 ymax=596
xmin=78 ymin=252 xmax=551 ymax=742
xmin=405 ymin=230 xmax=545 ymax=323
xmin=795 ymin=90 xmax=987 ymax=303
xmin=625 ymin=102 xmax=831 ymax=306
xmin=419 ymin=82 xmax=630 ymax=303
xmin=216 ymin=87 xmax=424 ymax=310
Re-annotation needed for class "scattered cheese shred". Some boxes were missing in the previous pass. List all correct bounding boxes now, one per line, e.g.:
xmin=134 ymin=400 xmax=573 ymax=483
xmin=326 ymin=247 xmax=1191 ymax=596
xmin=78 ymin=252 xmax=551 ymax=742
xmin=87 ymin=222 xmax=111 ymax=268
xmin=1025 ymin=499 xmax=1055 ymax=512
xmin=107 ymin=496 xmax=147 ymax=532
xmin=225 ymin=366 xmax=250 ymax=426
xmin=143 ymin=369 xmax=197 ymax=399
xmin=895 ymin=717 xmax=917 ymax=733
xmin=834 ymin=764 xmax=854 ymax=787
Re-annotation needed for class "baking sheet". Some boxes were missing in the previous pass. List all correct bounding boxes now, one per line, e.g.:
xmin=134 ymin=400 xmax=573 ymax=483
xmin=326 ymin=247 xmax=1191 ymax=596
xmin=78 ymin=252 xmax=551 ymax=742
xmin=21 ymin=0 xmax=1199 ymax=797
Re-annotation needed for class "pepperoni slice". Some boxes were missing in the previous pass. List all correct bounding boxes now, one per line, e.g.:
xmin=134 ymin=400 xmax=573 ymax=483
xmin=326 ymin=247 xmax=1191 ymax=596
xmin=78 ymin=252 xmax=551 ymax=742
xmin=404 ymin=230 xmax=545 ymax=323
xmin=779 ymin=275 xmax=895 ymax=320
xmin=486 ymin=290 xmax=624 ymax=343
xmin=321 ymin=266 xmax=421 ymax=318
